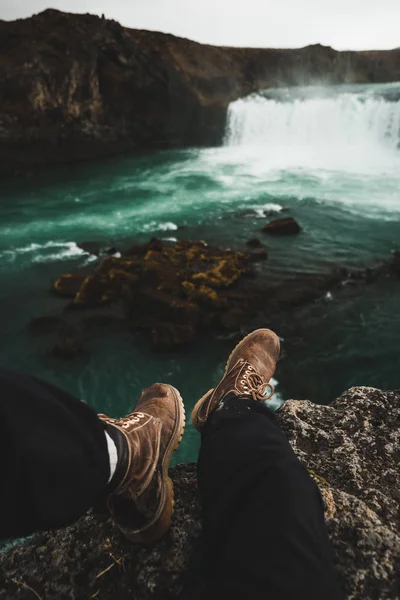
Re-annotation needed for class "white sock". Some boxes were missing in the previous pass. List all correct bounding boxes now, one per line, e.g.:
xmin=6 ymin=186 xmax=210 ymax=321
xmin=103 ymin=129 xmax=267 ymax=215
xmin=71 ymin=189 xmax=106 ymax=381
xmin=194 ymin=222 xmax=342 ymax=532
xmin=105 ymin=431 xmax=118 ymax=484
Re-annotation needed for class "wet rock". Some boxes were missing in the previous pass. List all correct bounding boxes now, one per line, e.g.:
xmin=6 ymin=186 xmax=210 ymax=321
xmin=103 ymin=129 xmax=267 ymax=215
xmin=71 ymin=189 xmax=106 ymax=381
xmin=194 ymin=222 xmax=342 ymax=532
xmin=77 ymin=242 xmax=119 ymax=257
xmin=263 ymin=208 xmax=283 ymax=217
xmin=53 ymin=274 xmax=86 ymax=298
xmin=77 ymin=242 xmax=103 ymax=256
xmin=46 ymin=241 xmax=400 ymax=353
xmin=52 ymin=240 xmax=252 ymax=350
xmin=246 ymin=238 xmax=264 ymax=248
xmin=248 ymin=248 xmax=268 ymax=262
xmin=262 ymin=217 xmax=301 ymax=235
xmin=264 ymin=207 xmax=289 ymax=216
xmin=50 ymin=336 xmax=84 ymax=360
xmin=73 ymin=274 xmax=117 ymax=307
xmin=1 ymin=388 xmax=398 ymax=599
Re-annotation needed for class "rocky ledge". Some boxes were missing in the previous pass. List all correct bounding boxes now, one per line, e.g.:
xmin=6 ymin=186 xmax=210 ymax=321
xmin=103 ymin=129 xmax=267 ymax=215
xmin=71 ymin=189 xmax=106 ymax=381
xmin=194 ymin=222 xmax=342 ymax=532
xmin=0 ymin=386 xmax=399 ymax=599
xmin=1 ymin=9 xmax=400 ymax=172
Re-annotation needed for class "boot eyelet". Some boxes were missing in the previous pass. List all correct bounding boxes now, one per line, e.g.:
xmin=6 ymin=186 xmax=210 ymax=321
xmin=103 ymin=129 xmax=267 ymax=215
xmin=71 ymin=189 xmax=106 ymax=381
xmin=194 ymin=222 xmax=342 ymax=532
xmin=262 ymin=384 xmax=274 ymax=399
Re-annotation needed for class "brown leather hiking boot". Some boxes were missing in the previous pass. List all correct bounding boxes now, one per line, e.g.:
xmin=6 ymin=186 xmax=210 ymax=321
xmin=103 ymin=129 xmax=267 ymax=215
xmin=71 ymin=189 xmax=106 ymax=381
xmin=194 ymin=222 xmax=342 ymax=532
xmin=191 ymin=328 xmax=280 ymax=430
xmin=98 ymin=383 xmax=185 ymax=544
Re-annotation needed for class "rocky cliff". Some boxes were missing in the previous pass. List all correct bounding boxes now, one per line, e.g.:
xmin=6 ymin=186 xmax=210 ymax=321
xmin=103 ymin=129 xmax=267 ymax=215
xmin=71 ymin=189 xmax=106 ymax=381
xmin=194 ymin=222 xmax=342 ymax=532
xmin=1 ymin=9 xmax=400 ymax=172
xmin=0 ymin=386 xmax=399 ymax=599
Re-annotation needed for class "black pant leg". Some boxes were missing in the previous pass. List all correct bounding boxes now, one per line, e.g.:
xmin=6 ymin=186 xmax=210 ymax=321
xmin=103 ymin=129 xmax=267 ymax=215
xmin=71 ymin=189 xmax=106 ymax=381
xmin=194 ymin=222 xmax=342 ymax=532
xmin=197 ymin=397 xmax=344 ymax=600
xmin=0 ymin=368 xmax=110 ymax=539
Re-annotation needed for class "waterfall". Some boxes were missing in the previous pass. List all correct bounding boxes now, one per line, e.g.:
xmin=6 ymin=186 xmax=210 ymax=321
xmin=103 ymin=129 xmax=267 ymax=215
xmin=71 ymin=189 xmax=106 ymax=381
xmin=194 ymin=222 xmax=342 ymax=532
xmin=224 ymin=85 xmax=400 ymax=160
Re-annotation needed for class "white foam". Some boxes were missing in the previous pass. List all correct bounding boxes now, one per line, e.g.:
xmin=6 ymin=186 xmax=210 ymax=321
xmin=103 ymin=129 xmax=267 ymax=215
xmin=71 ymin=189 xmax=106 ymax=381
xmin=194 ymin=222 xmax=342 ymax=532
xmin=0 ymin=241 xmax=89 ymax=264
xmin=252 ymin=203 xmax=284 ymax=217
xmin=32 ymin=242 xmax=87 ymax=263
xmin=142 ymin=221 xmax=178 ymax=233
xmin=82 ymin=255 xmax=99 ymax=267
xmin=3 ymin=241 xmax=69 ymax=256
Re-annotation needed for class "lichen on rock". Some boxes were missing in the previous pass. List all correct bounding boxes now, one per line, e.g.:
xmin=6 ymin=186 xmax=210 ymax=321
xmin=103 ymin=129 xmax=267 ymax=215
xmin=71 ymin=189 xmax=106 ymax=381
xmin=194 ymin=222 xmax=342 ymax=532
xmin=52 ymin=239 xmax=253 ymax=350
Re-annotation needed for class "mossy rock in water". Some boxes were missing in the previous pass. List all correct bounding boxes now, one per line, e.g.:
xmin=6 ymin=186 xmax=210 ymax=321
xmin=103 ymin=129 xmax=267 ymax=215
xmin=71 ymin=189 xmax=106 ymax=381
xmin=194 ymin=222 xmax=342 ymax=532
xmin=52 ymin=239 xmax=253 ymax=349
xmin=53 ymin=273 xmax=86 ymax=298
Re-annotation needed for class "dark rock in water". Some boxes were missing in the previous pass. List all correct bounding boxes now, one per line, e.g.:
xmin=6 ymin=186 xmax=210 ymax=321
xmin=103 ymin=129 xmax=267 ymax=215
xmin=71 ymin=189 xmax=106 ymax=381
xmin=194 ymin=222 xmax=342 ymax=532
xmin=53 ymin=274 xmax=86 ymax=298
xmin=2 ymin=10 xmax=400 ymax=172
xmin=52 ymin=240 xmax=252 ymax=350
xmin=263 ymin=207 xmax=286 ymax=217
xmin=45 ymin=240 xmax=400 ymax=353
xmin=246 ymin=238 xmax=264 ymax=248
xmin=262 ymin=217 xmax=301 ymax=235
xmin=0 ymin=387 xmax=398 ymax=599
xmin=248 ymin=248 xmax=268 ymax=262
xmin=73 ymin=272 xmax=121 ymax=308
xmin=78 ymin=242 xmax=119 ymax=257
xmin=51 ymin=336 xmax=84 ymax=360
xmin=77 ymin=241 xmax=103 ymax=256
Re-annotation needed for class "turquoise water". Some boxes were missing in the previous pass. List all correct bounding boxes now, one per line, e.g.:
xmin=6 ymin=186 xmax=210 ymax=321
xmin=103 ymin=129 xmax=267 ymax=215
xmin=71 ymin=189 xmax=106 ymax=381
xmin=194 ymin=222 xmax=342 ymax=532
xmin=1 ymin=82 xmax=400 ymax=463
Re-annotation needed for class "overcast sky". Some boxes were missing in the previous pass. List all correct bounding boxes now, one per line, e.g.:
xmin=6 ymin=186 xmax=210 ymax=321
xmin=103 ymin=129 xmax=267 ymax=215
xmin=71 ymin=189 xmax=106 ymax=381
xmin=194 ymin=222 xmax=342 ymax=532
xmin=1 ymin=0 xmax=399 ymax=50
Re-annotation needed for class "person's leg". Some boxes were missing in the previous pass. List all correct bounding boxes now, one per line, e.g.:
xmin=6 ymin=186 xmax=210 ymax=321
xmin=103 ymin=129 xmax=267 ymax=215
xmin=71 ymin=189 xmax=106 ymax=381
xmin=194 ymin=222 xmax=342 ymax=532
xmin=197 ymin=397 xmax=343 ymax=600
xmin=0 ymin=367 xmax=110 ymax=538
xmin=0 ymin=367 xmax=185 ymax=543
xmin=193 ymin=329 xmax=343 ymax=600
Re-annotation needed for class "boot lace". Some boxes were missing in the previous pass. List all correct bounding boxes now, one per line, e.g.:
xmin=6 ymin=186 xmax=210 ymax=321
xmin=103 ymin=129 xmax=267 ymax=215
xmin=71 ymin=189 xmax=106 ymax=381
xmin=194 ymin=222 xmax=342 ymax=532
xmin=239 ymin=364 xmax=274 ymax=401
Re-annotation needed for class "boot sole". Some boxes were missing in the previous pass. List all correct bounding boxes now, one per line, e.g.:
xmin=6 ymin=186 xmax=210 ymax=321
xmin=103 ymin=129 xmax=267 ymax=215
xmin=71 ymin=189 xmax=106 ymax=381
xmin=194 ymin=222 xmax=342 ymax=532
xmin=122 ymin=386 xmax=186 ymax=544
xmin=191 ymin=328 xmax=278 ymax=430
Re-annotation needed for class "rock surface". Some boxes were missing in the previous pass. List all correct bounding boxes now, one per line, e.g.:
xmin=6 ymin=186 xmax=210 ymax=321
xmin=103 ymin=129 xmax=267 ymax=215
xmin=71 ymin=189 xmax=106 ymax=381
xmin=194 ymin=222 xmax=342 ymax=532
xmin=53 ymin=238 xmax=257 ymax=350
xmin=1 ymin=10 xmax=400 ymax=172
xmin=262 ymin=217 xmax=302 ymax=235
xmin=246 ymin=237 xmax=265 ymax=248
xmin=0 ymin=386 xmax=399 ymax=599
xmin=28 ymin=239 xmax=400 ymax=354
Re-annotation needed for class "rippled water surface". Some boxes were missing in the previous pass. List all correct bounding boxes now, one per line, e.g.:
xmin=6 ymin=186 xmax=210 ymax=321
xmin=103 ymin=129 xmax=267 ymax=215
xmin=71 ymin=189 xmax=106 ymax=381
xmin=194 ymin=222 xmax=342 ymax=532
xmin=1 ymin=82 xmax=400 ymax=462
